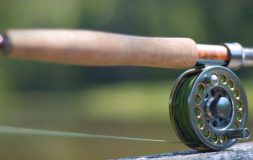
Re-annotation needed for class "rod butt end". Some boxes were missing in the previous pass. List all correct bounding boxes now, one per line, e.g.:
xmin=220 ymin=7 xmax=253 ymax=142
xmin=0 ymin=34 xmax=5 ymax=50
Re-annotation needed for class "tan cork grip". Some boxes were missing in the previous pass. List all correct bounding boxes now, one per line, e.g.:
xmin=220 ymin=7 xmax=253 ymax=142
xmin=6 ymin=29 xmax=198 ymax=68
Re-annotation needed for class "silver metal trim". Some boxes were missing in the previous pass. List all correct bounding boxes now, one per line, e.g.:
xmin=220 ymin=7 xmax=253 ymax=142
xmin=224 ymin=43 xmax=243 ymax=69
xmin=242 ymin=48 xmax=253 ymax=67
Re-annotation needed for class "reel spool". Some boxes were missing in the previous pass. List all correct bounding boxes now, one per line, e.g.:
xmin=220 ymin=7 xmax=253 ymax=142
xmin=169 ymin=66 xmax=249 ymax=151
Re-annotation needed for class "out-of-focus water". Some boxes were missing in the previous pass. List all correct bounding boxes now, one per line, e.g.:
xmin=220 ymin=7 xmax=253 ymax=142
xmin=0 ymin=81 xmax=252 ymax=159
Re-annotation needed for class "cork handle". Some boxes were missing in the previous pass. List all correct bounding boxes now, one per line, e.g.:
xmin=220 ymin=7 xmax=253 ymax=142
xmin=5 ymin=29 xmax=198 ymax=69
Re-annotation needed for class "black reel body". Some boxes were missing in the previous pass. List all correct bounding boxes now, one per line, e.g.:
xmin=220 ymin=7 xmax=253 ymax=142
xmin=169 ymin=66 xmax=248 ymax=151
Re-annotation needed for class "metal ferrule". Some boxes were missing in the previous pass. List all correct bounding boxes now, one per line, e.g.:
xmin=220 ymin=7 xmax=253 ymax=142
xmin=224 ymin=43 xmax=253 ymax=69
xmin=242 ymin=48 xmax=253 ymax=67
xmin=224 ymin=43 xmax=243 ymax=69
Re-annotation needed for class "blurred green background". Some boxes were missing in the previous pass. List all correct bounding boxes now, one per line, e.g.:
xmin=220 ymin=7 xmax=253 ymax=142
xmin=0 ymin=0 xmax=253 ymax=159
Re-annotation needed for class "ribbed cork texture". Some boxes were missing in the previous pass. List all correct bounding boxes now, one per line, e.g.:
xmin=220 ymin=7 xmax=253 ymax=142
xmin=6 ymin=29 xmax=198 ymax=69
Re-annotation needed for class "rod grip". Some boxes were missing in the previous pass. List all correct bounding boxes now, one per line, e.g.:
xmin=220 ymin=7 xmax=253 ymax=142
xmin=5 ymin=29 xmax=198 ymax=68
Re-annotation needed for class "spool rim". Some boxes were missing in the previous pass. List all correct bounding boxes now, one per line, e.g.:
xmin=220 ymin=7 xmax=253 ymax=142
xmin=188 ymin=66 xmax=248 ymax=150
xmin=169 ymin=66 xmax=248 ymax=150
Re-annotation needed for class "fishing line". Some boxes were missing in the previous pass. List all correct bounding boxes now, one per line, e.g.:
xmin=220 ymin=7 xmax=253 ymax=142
xmin=0 ymin=126 xmax=182 ymax=144
xmin=170 ymin=70 xmax=203 ymax=148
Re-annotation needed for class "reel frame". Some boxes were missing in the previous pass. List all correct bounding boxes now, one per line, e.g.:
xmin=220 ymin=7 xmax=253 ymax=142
xmin=169 ymin=65 xmax=249 ymax=151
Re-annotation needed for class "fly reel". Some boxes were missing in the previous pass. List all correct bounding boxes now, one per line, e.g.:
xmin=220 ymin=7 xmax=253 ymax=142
xmin=169 ymin=65 xmax=249 ymax=151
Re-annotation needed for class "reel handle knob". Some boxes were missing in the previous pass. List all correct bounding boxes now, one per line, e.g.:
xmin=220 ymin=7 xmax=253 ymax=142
xmin=226 ymin=128 xmax=250 ymax=140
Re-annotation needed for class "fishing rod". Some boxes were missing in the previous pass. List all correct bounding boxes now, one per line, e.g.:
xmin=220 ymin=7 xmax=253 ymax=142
xmin=0 ymin=29 xmax=253 ymax=151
